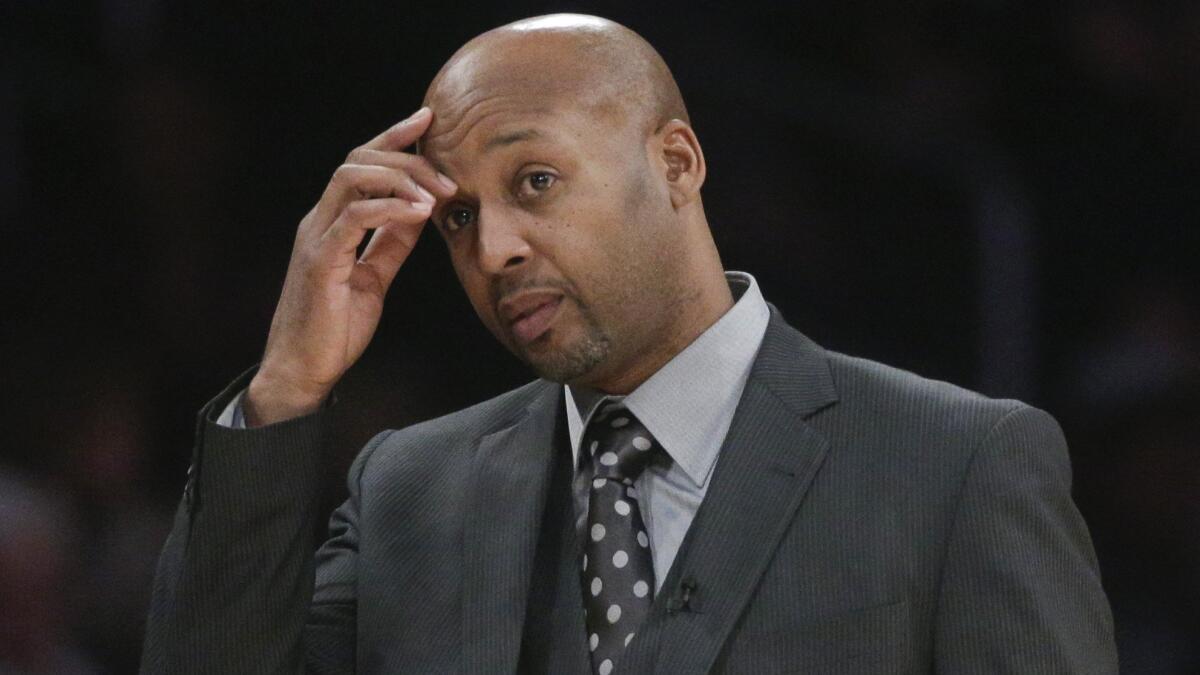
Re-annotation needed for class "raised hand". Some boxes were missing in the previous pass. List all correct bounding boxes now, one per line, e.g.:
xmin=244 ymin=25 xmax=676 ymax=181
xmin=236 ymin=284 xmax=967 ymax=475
xmin=244 ymin=107 xmax=456 ymax=426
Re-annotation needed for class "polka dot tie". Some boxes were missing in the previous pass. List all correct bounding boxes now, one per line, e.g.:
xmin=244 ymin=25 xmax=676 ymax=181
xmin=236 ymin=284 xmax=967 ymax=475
xmin=580 ymin=404 xmax=658 ymax=675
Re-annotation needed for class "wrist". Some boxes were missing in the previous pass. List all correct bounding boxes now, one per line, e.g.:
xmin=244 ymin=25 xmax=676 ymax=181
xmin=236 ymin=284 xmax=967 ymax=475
xmin=244 ymin=368 xmax=330 ymax=427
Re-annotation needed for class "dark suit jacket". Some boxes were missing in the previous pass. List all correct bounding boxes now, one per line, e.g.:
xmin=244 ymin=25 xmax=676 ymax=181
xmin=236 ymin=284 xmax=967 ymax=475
xmin=141 ymin=310 xmax=1117 ymax=673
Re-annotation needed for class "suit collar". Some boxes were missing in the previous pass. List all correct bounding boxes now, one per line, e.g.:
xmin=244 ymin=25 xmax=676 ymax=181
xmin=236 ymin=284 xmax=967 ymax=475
xmin=749 ymin=304 xmax=840 ymax=418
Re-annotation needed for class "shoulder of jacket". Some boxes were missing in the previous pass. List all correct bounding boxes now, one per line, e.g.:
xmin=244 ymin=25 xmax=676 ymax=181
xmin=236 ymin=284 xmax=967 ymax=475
xmin=821 ymin=349 xmax=1031 ymax=437
xmin=828 ymin=350 xmax=1016 ymax=407
xmin=369 ymin=378 xmax=556 ymax=454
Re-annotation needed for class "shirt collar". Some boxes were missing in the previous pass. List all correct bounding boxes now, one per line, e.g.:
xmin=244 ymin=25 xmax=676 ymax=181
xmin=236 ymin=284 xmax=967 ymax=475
xmin=565 ymin=271 xmax=770 ymax=487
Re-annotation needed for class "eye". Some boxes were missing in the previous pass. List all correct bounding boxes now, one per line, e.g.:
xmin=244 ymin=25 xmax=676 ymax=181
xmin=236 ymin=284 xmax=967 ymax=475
xmin=518 ymin=171 xmax=556 ymax=198
xmin=443 ymin=206 xmax=475 ymax=232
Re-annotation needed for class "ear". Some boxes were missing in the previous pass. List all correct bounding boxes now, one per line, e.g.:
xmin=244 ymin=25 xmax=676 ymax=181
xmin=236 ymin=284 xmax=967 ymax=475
xmin=655 ymin=119 xmax=706 ymax=209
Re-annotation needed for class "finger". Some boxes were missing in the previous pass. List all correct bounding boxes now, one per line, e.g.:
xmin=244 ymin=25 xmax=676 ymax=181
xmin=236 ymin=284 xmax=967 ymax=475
xmin=320 ymin=197 xmax=431 ymax=257
xmin=356 ymin=219 xmax=426 ymax=292
xmin=344 ymin=148 xmax=457 ymax=198
xmin=314 ymin=164 xmax=438 ymax=229
xmin=363 ymin=107 xmax=433 ymax=152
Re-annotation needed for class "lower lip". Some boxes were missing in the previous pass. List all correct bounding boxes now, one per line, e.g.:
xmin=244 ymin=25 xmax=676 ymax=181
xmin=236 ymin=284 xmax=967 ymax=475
xmin=511 ymin=297 xmax=563 ymax=345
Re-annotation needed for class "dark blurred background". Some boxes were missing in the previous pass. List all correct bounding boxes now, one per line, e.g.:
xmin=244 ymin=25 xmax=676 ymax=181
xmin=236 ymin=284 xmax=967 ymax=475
xmin=1 ymin=1 xmax=1197 ymax=673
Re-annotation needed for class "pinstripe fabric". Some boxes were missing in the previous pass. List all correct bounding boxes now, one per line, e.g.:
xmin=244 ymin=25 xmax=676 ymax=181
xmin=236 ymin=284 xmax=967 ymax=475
xmin=141 ymin=366 xmax=334 ymax=674
xmin=142 ymin=308 xmax=1117 ymax=674
xmin=517 ymin=412 xmax=592 ymax=673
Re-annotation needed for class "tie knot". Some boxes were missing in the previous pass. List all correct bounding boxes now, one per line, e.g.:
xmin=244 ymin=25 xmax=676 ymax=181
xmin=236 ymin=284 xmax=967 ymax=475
xmin=583 ymin=404 xmax=660 ymax=482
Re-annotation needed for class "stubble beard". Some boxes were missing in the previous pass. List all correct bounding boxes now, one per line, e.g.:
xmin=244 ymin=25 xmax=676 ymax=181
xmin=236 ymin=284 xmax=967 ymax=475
xmin=520 ymin=301 xmax=612 ymax=383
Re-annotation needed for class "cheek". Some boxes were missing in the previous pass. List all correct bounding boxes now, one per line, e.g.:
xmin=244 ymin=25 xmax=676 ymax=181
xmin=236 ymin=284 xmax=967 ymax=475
xmin=558 ymin=189 xmax=651 ymax=281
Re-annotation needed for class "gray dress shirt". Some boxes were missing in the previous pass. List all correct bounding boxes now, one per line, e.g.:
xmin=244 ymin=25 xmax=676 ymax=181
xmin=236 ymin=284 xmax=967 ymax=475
xmin=219 ymin=271 xmax=771 ymax=595
xmin=565 ymin=271 xmax=770 ymax=593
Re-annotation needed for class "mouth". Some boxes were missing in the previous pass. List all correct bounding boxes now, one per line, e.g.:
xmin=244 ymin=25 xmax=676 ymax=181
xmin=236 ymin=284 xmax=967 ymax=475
xmin=499 ymin=291 xmax=564 ymax=346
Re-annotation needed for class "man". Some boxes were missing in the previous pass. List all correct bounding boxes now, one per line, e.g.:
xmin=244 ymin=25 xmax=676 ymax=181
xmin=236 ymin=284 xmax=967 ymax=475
xmin=142 ymin=14 xmax=1118 ymax=674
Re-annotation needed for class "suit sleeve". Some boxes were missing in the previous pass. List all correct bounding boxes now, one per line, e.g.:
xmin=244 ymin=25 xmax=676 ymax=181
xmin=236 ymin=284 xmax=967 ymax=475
xmin=139 ymin=368 xmax=387 ymax=675
xmin=933 ymin=405 xmax=1118 ymax=674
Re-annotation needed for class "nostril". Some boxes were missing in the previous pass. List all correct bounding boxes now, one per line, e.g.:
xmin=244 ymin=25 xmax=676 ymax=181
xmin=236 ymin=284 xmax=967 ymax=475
xmin=504 ymin=255 xmax=527 ymax=268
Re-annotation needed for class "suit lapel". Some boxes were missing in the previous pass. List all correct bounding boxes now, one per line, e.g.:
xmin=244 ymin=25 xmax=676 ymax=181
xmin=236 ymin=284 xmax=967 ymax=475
xmin=461 ymin=381 xmax=565 ymax=674
xmin=625 ymin=310 xmax=840 ymax=675
xmin=520 ymin=406 xmax=592 ymax=674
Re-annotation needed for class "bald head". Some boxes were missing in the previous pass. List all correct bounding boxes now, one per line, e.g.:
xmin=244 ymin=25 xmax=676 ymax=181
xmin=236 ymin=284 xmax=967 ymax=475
xmin=423 ymin=14 xmax=688 ymax=144
xmin=411 ymin=15 xmax=728 ymax=393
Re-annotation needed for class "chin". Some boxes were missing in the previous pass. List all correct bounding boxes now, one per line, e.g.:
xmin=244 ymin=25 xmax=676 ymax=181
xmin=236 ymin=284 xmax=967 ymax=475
xmin=520 ymin=328 xmax=611 ymax=384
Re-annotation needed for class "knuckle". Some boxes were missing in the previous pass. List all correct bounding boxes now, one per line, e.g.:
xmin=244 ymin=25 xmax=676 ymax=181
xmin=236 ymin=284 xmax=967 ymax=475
xmin=394 ymin=152 xmax=427 ymax=174
xmin=295 ymin=210 xmax=321 ymax=241
xmin=331 ymin=164 xmax=352 ymax=185
xmin=386 ymin=199 xmax=412 ymax=218
xmin=345 ymin=200 xmax=371 ymax=218
xmin=403 ymin=175 xmax=423 ymax=195
xmin=296 ymin=245 xmax=322 ymax=271
xmin=345 ymin=147 xmax=371 ymax=164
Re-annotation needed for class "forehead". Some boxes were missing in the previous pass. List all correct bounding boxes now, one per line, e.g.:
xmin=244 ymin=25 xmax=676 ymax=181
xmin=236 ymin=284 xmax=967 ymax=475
xmin=420 ymin=35 xmax=623 ymax=163
xmin=420 ymin=93 xmax=608 ymax=178
xmin=426 ymin=91 xmax=565 ymax=149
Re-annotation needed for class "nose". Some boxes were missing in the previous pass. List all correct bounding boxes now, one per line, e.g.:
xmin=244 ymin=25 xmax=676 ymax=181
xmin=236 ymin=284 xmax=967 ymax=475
xmin=475 ymin=207 xmax=532 ymax=275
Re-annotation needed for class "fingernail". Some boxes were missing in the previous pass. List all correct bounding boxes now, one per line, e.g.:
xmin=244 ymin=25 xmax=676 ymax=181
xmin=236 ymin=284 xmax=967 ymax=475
xmin=407 ymin=106 xmax=431 ymax=122
xmin=411 ymin=200 xmax=432 ymax=212
xmin=438 ymin=173 xmax=457 ymax=192
xmin=416 ymin=184 xmax=435 ymax=202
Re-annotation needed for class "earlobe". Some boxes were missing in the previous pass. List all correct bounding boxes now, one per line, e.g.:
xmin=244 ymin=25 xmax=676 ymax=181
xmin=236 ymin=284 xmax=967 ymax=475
xmin=658 ymin=119 xmax=706 ymax=208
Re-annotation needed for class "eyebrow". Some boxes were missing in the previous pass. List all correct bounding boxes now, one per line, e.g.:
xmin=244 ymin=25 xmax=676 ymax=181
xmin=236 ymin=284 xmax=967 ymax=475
xmin=483 ymin=128 xmax=541 ymax=152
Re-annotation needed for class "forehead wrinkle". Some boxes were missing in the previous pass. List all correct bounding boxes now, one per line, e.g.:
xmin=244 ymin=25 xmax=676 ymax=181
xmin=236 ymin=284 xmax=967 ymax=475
xmin=425 ymin=93 xmax=562 ymax=164
xmin=485 ymin=128 xmax=541 ymax=152
xmin=424 ymin=96 xmax=523 ymax=158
